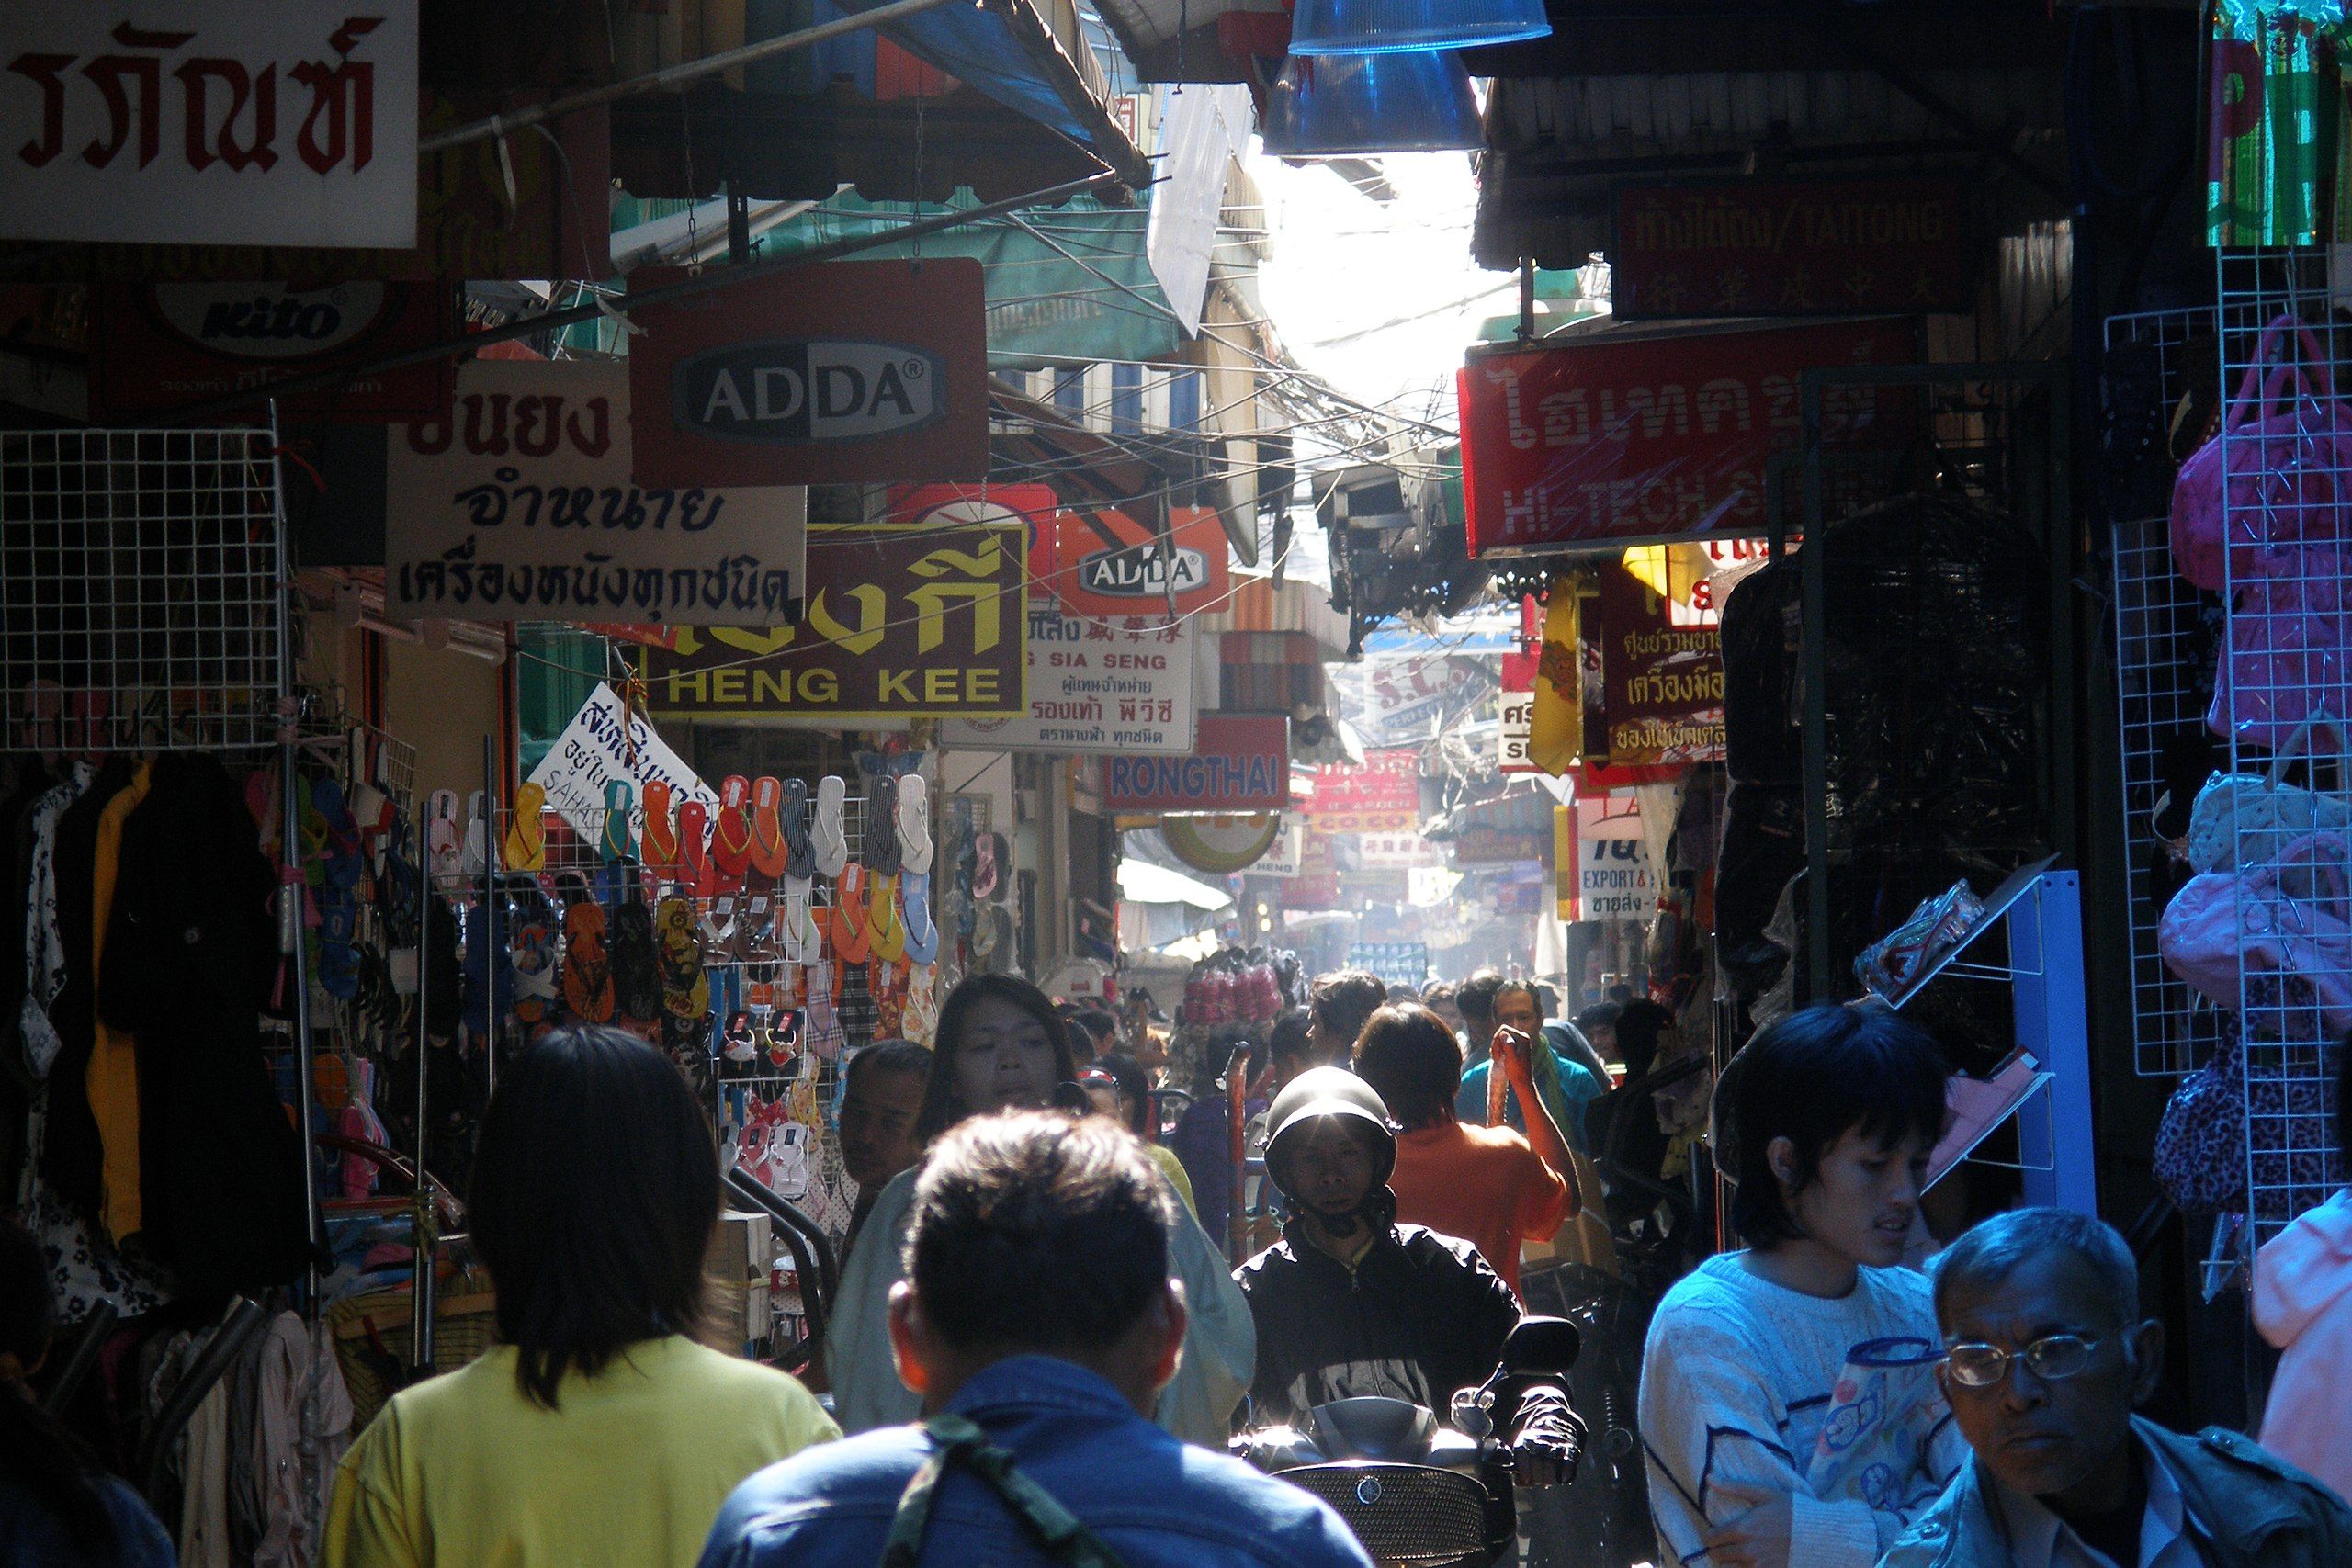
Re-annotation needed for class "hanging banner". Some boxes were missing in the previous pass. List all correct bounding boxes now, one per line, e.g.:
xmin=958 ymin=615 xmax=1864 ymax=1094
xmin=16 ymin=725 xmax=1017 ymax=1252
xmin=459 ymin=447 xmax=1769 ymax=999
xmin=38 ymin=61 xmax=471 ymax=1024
xmin=0 ymin=3 xmax=420 ymax=248
xmin=1352 ymin=830 xmax=1443 ymax=870
xmin=526 ymin=682 xmax=718 ymax=847
xmin=1335 ymin=655 xmax=1499 ymax=746
xmin=1288 ymin=832 xmax=1345 ymax=908
xmin=643 ymin=520 xmax=1025 ymax=721
xmin=1451 ymin=825 xmax=1552 ymax=866
xmin=1347 ymin=942 xmax=1430 ymax=986
xmin=1457 ymin=317 xmax=1919 ymax=555
xmin=1102 ymin=714 xmax=1289 ymax=813
xmin=387 ymin=360 xmax=808 ymax=625
xmin=1575 ymin=836 xmax=1658 ymax=920
xmin=1037 ymin=506 xmax=1231 ymax=617
xmin=628 ymin=259 xmax=989 ymax=487
xmin=1612 ymin=177 xmax=1975 ymax=320
xmin=1594 ymin=561 xmax=1725 ymax=767
xmin=1303 ymin=749 xmax=1421 ymax=832
xmin=91 ymin=280 xmax=454 ymax=422
xmin=940 ymin=611 xmax=1198 ymax=754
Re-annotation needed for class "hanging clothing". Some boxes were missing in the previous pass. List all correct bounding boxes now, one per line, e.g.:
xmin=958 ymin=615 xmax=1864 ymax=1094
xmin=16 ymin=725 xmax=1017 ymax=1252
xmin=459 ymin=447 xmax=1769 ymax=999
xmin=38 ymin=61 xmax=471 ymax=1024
xmin=254 ymin=1310 xmax=356 ymax=1568
xmin=181 ymin=1377 xmax=233 ymax=1568
xmin=40 ymin=756 xmax=135 ymax=1224
xmin=87 ymin=760 xmax=153 ymax=1240
xmin=13 ymin=762 xmax=90 ymax=1082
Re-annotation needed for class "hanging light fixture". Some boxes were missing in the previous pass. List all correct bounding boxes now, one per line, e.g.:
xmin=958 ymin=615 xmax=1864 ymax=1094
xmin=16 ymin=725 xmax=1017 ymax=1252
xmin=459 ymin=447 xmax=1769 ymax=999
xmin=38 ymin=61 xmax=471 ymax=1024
xmin=1288 ymin=0 xmax=1550 ymax=56
xmin=1260 ymin=51 xmax=1483 ymax=157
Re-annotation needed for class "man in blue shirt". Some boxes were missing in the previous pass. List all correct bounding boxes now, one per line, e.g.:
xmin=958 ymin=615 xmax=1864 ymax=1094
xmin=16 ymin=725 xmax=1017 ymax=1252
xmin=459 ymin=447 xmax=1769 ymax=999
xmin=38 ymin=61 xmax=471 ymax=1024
xmin=697 ymin=1110 xmax=1373 ymax=1568
xmin=1456 ymin=974 xmax=1606 ymax=1149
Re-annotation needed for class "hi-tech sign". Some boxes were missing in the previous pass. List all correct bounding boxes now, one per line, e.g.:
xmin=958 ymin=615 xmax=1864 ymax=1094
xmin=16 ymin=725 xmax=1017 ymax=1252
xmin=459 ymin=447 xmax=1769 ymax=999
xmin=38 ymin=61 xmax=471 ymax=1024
xmin=629 ymin=259 xmax=988 ymax=487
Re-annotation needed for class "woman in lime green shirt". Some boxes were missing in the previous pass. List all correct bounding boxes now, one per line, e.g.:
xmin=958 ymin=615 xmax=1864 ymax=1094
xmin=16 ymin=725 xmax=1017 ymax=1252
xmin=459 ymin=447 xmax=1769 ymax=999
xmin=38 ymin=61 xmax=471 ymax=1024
xmin=325 ymin=1026 xmax=837 ymax=1568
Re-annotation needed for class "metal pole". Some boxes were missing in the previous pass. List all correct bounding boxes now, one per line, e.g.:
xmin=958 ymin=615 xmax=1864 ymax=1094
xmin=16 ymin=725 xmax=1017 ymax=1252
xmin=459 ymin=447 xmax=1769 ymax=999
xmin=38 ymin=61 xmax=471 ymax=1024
xmin=1799 ymin=379 xmax=1832 ymax=998
xmin=409 ymin=807 xmax=437 ymax=1373
xmin=482 ymin=735 xmax=500 ymax=1097
xmin=417 ymin=0 xmax=972 ymax=153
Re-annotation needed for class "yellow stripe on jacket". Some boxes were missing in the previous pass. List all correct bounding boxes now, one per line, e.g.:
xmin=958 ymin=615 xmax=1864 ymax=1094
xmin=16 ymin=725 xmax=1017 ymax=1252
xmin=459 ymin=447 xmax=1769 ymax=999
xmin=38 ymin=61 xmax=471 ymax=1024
xmin=89 ymin=760 xmax=152 ymax=1241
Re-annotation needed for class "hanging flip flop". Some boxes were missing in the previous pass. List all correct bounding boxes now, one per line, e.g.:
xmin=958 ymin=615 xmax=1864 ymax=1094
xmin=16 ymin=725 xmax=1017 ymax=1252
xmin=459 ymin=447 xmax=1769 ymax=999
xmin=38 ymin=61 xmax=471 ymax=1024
xmin=748 ymin=776 xmax=789 ymax=886
xmin=561 ymin=898 xmax=616 ymax=1022
xmin=905 ymin=964 xmax=939 ymax=1042
xmin=502 ymin=781 xmax=548 ymax=874
xmin=318 ymin=893 xmax=361 ymax=998
xmin=609 ymin=900 xmax=663 ymax=1022
xmin=867 ymin=871 xmax=906 ymax=964
xmin=509 ymin=887 xmax=559 ymax=1025
xmin=861 ymin=768 xmax=901 ymax=875
xmin=781 ymin=777 xmax=816 ymax=879
xmin=737 ymin=892 xmax=779 ymax=964
xmin=830 ymin=863 xmax=873 ymax=964
xmin=811 ymin=774 xmax=849 ymax=878
xmin=425 ymin=789 xmax=461 ymax=888
xmin=971 ymin=829 xmax=1001 ymax=903
xmin=314 ymin=776 xmax=363 ymax=889
xmin=901 ymin=870 xmax=940 ymax=966
xmin=781 ymin=874 xmax=819 ymax=962
xmin=711 ymin=774 xmax=753 ymax=892
xmin=600 ymin=779 xmax=637 ymax=863
xmin=699 ymin=894 xmax=738 ymax=956
xmin=677 ymin=800 xmax=717 ymax=898
xmin=897 ymin=773 xmax=933 ymax=875
xmin=641 ymin=779 xmax=681 ymax=883
xmin=655 ymin=895 xmax=709 ymax=1022
xmin=803 ymin=960 xmax=844 ymax=1062
xmin=460 ymin=790 xmax=494 ymax=879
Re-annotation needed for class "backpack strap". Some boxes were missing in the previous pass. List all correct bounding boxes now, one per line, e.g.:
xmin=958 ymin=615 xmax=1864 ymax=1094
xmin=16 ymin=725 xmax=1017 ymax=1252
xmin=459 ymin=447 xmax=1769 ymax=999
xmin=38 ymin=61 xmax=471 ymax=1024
xmin=880 ymin=1413 xmax=1130 ymax=1568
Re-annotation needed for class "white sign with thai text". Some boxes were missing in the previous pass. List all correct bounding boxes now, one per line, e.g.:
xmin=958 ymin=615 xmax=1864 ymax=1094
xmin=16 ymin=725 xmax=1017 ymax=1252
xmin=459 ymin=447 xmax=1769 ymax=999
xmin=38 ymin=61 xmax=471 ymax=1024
xmin=941 ymin=611 xmax=1197 ymax=754
xmin=388 ymin=360 xmax=808 ymax=625
xmin=1500 ymin=693 xmax=1536 ymax=773
xmin=1576 ymin=836 xmax=1657 ymax=920
xmin=526 ymin=682 xmax=718 ymax=848
xmin=0 ymin=3 xmax=419 ymax=247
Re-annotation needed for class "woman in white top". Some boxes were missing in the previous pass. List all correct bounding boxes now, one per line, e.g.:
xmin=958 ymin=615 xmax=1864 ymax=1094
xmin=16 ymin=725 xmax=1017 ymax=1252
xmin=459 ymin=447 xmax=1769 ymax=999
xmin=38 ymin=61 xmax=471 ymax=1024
xmin=1638 ymin=1003 xmax=1965 ymax=1568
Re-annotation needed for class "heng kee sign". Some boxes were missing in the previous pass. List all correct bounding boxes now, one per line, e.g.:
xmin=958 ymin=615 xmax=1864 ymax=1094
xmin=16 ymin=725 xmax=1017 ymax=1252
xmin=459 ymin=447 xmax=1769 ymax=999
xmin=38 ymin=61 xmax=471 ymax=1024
xmin=1457 ymin=318 xmax=1918 ymax=555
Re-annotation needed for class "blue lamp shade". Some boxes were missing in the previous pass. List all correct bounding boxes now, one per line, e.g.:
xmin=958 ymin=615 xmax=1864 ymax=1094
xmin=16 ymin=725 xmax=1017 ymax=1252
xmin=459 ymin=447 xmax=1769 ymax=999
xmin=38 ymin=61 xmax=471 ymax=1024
xmin=1288 ymin=0 xmax=1550 ymax=56
xmin=1260 ymin=51 xmax=1483 ymax=157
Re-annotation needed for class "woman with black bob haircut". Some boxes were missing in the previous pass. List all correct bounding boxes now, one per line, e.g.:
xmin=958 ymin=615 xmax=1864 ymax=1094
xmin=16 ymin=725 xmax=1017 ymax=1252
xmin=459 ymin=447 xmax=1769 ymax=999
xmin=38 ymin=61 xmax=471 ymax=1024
xmin=1636 ymin=1003 xmax=1965 ymax=1568
xmin=325 ymin=1026 xmax=836 ymax=1568
xmin=0 ymin=1217 xmax=175 ymax=1567
xmin=827 ymin=974 xmax=1254 ymax=1447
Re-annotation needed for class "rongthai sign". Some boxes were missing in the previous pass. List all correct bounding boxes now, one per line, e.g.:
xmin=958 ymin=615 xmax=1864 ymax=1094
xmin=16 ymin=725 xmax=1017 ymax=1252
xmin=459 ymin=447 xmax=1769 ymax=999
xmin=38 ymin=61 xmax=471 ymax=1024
xmin=643 ymin=519 xmax=1025 ymax=721
xmin=0 ymin=4 xmax=419 ymax=247
xmin=91 ymin=279 xmax=453 ymax=420
xmin=940 ymin=612 xmax=1199 ymax=755
xmin=1102 ymin=714 xmax=1288 ymax=812
xmin=1457 ymin=318 xmax=1918 ymax=555
xmin=629 ymin=260 xmax=989 ymax=487
xmin=386 ymin=360 xmax=808 ymax=626
xmin=1613 ymin=177 xmax=1975 ymax=320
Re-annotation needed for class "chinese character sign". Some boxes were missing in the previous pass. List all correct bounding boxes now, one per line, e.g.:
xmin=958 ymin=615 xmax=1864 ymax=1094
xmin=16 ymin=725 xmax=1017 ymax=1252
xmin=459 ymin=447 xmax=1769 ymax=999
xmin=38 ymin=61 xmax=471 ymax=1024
xmin=1 ymin=4 xmax=419 ymax=247
xmin=1304 ymin=749 xmax=1421 ymax=833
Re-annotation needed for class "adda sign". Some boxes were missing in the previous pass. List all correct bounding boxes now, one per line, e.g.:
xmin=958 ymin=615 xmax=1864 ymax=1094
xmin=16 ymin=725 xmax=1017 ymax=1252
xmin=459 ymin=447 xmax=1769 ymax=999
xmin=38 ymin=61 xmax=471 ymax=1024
xmin=629 ymin=260 xmax=988 ymax=487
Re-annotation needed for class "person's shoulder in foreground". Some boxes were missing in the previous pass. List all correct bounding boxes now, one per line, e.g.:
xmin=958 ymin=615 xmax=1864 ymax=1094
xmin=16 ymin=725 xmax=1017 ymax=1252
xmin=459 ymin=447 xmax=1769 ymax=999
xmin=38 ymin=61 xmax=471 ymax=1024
xmin=696 ymin=1355 xmax=1371 ymax=1568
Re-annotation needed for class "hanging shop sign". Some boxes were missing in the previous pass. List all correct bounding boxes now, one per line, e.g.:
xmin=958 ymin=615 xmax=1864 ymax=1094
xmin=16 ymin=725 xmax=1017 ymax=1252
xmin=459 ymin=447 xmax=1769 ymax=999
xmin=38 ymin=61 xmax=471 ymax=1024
xmin=628 ymin=259 xmax=989 ymax=487
xmin=1336 ymin=654 xmax=1499 ymax=746
xmin=1037 ymin=506 xmax=1232 ymax=617
xmin=0 ymin=3 xmax=420 ymax=248
xmin=643 ymin=519 xmax=1025 ymax=721
xmin=940 ymin=611 xmax=1199 ymax=754
xmin=1612 ymin=177 xmax=1976 ymax=320
xmin=1351 ymin=831 xmax=1444 ymax=870
xmin=1102 ymin=713 xmax=1289 ymax=813
xmin=1574 ymin=835 xmax=1658 ymax=921
xmin=1501 ymin=693 xmax=1537 ymax=773
xmin=1254 ymin=819 xmax=1306 ymax=877
xmin=1303 ymin=749 xmax=1421 ymax=833
xmin=526 ymin=682 xmax=719 ymax=846
xmin=1457 ymin=317 xmax=1919 ymax=555
xmin=1287 ymin=832 xmax=1345 ymax=908
xmin=1594 ymin=561 xmax=1725 ymax=767
xmin=889 ymin=483 xmax=1061 ymax=574
xmin=1451 ymin=824 xmax=1553 ymax=866
xmin=1347 ymin=942 xmax=1429 ymax=987
xmin=90 ymin=280 xmax=453 ymax=421
xmin=386 ymin=360 xmax=808 ymax=625
xmin=1159 ymin=813 xmax=1283 ymax=874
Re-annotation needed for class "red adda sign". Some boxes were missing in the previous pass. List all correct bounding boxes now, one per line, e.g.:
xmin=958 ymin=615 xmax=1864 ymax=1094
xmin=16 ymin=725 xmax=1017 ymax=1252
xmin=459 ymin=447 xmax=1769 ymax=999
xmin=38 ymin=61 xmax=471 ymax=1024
xmin=1457 ymin=318 xmax=1917 ymax=556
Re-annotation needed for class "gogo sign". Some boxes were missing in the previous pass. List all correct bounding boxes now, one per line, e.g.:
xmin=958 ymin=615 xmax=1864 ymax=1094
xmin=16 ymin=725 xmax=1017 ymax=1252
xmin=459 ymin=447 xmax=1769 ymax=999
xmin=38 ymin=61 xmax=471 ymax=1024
xmin=629 ymin=259 xmax=988 ymax=487
xmin=673 ymin=341 xmax=944 ymax=444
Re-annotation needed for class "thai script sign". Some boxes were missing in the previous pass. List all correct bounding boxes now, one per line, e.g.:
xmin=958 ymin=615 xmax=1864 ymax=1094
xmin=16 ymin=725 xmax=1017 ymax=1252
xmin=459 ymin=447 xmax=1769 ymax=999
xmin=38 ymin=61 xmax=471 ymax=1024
xmin=643 ymin=519 xmax=1026 ymax=721
xmin=1596 ymin=562 xmax=1724 ymax=767
xmin=1613 ymin=177 xmax=1974 ymax=320
xmin=1575 ymin=836 xmax=1658 ymax=921
xmin=526 ymin=682 xmax=718 ymax=848
xmin=92 ymin=278 xmax=452 ymax=420
xmin=1102 ymin=714 xmax=1288 ymax=812
xmin=630 ymin=260 xmax=988 ymax=487
xmin=0 ymin=4 xmax=419 ymax=247
xmin=941 ymin=612 xmax=1198 ymax=755
xmin=1303 ymin=749 xmax=1420 ymax=833
xmin=1457 ymin=318 xmax=1918 ymax=554
xmin=386 ymin=360 xmax=808 ymax=625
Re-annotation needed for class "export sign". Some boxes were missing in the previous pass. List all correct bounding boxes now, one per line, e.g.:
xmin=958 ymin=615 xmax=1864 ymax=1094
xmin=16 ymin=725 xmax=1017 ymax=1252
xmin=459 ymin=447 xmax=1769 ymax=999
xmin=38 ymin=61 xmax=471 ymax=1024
xmin=92 ymin=279 xmax=454 ymax=421
xmin=629 ymin=260 xmax=988 ymax=487
xmin=643 ymin=520 xmax=1024 ymax=721
xmin=1458 ymin=317 xmax=1918 ymax=555
xmin=1303 ymin=749 xmax=1420 ymax=833
xmin=1102 ymin=714 xmax=1288 ymax=813
xmin=1613 ymin=177 xmax=1975 ymax=320
xmin=939 ymin=612 xmax=1199 ymax=755
xmin=0 ymin=3 xmax=419 ymax=248
xmin=1595 ymin=561 xmax=1725 ymax=767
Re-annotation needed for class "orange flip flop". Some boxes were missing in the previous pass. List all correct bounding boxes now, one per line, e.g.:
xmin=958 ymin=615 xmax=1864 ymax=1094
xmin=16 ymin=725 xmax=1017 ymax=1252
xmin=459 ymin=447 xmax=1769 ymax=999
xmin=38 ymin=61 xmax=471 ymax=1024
xmin=748 ymin=775 xmax=789 ymax=885
xmin=830 ymin=863 xmax=872 ymax=963
xmin=710 ymin=774 xmax=753 ymax=892
xmin=677 ymin=800 xmax=717 ymax=898
xmin=641 ymin=780 xmax=680 ymax=881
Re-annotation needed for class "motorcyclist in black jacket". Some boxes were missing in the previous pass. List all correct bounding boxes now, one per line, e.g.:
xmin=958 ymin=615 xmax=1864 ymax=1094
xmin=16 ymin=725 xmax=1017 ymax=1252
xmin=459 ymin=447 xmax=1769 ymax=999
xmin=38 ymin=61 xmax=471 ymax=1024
xmin=1232 ymin=1067 xmax=1584 ymax=1485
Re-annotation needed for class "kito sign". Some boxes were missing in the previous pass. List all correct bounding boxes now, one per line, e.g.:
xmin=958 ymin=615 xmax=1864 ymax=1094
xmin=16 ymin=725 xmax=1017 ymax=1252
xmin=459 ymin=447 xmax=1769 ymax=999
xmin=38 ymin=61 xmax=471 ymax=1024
xmin=629 ymin=260 xmax=988 ymax=487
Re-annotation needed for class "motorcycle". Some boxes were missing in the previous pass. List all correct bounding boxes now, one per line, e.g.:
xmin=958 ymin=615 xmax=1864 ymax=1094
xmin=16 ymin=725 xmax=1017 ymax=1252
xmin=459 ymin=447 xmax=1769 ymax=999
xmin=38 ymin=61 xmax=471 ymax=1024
xmin=1233 ymin=1316 xmax=1585 ymax=1568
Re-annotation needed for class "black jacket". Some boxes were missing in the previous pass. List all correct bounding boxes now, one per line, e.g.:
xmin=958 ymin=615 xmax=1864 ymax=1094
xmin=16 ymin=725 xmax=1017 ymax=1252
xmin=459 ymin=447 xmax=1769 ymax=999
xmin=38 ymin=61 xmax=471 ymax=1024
xmin=1234 ymin=1216 xmax=1525 ymax=1429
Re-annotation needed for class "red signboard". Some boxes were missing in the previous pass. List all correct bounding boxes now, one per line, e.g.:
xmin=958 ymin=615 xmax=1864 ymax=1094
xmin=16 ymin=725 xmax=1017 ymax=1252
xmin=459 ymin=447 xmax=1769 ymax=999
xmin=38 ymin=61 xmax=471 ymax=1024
xmin=628 ymin=259 xmax=989 ymax=487
xmin=1303 ymin=749 xmax=1421 ymax=833
xmin=91 ymin=281 xmax=455 ymax=422
xmin=889 ymin=482 xmax=1062 ymax=563
xmin=1102 ymin=714 xmax=1289 ymax=813
xmin=1039 ymin=506 xmax=1230 ymax=617
xmin=1613 ymin=177 xmax=1975 ymax=321
xmin=1457 ymin=317 xmax=1918 ymax=556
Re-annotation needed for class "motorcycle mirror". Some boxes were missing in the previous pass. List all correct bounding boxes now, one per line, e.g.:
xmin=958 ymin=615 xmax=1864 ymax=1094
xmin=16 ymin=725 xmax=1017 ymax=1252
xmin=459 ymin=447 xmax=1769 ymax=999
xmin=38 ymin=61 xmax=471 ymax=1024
xmin=1501 ymin=1316 xmax=1580 ymax=1376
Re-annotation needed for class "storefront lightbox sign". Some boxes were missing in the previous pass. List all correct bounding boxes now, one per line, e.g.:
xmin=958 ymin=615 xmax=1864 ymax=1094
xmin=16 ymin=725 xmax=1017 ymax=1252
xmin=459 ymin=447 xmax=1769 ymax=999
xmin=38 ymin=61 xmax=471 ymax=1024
xmin=1102 ymin=714 xmax=1289 ymax=813
xmin=940 ymin=611 xmax=1198 ymax=755
xmin=1302 ymin=749 xmax=1421 ymax=833
xmin=1594 ymin=560 xmax=1725 ymax=767
xmin=91 ymin=280 xmax=453 ymax=421
xmin=526 ymin=681 xmax=718 ymax=847
xmin=386 ymin=360 xmax=808 ymax=625
xmin=628 ymin=260 xmax=989 ymax=487
xmin=1456 ymin=317 xmax=1918 ymax=555
xmin=1038 ymin=507 xmax=1231 ymax=617
xmin=642 ymin=519 xmax=1026 ymax=722
xmin=0 ymin=3 xmax=419 ymax=247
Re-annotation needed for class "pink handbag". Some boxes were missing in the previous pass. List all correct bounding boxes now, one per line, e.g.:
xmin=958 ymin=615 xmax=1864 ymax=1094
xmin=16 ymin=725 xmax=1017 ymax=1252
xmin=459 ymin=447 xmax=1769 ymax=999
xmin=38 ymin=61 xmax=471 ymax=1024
xmin=2160 ymin=830 xmax=2352 ymax=1037
xmin=2207 ymin=555 xmax=2352 ymax=745
xmin=2171 ymin=315 xmax=2352 ymax=592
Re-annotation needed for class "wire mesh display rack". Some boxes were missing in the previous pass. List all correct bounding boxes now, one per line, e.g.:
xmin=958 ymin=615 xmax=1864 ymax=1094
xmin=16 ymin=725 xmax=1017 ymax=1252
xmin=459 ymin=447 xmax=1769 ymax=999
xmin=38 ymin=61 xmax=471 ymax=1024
xmin=2212 ymin=247 xmax=2352 ymax=1234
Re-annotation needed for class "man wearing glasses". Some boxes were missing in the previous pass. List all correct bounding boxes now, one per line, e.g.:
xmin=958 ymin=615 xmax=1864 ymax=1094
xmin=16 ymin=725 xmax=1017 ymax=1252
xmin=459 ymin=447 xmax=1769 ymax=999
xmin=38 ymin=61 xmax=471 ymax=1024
xmin=1883 ymin=1208 xmax=2352 ymax=1567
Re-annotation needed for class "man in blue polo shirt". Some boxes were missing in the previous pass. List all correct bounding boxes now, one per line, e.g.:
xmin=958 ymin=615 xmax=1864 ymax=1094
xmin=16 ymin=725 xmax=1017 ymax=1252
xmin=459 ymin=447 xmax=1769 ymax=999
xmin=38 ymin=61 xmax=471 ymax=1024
xmin=696 ymin=1110 xmax=1371 ymax=1568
